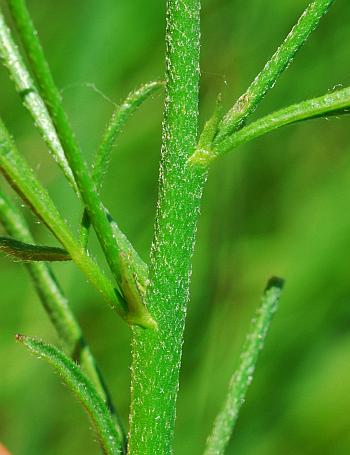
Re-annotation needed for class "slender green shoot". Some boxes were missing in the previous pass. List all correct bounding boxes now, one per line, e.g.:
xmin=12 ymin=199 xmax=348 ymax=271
xmin=190 ymin=85 xmax=350 ymax=165
xmin=204 ymin=277 xmax=284 ymax=455
xmin=0 ymin=11 xmax=77 ymax=192
xmin=5 ymin=0 xmax=154 ymax=325
xmin=80 ymin=80 xmax=163 ymax=247
xmin=0 ymin=188 xmax=126 ymax=445
xmin=16 ymin=335 xmax=123 ymax=455
xmin=0 ymin=236 xmax=70 ymax=261
xmin=0 ymin=118 xmax=156 ymax=328
xmin=215 ymin=0 xmax=335 ymax=142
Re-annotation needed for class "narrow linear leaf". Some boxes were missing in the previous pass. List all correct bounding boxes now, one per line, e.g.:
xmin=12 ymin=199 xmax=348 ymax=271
xmin=0 ymin=189 xmax=126 ymax=446
xmin=16 ymin=335 xmax=123 ymax=455
xmin=204 ymin=277 xmax=284 ymax=455
xmin=193 ymin=85 xmax=350 ymax=163
xmin=0 ymin=118 xmax=135 ymax=326
xmin=80 ymin=80 xmax=164 ymax=248
xmin=0 ymin=188 xmax=86 ymax=352
xmin=93 ymin=80 xmax=164 ymax=191
xmin=6 ymin=0 xmax=157 ymax=330
xmin=215 ymin=0 xmax=335 ymax=142
xmin=0 ymin=11 xmax=77 ymax=193
xmin=0 ymin=236 xmax=70 ymax=262
xmin=216 ymin=85 xmax=350 ymax=156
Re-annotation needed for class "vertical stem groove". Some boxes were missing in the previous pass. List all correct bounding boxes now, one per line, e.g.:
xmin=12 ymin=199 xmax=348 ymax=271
xmin=128 ymin=0 xmax=206 ymax=453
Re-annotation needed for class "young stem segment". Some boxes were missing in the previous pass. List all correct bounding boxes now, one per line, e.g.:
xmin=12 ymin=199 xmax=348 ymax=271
xmin=128 ymin=1 xmax=206 ymax=453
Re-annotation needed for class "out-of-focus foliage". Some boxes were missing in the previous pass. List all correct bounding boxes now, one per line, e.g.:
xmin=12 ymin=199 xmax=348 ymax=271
xmin=0 ymin=0 xmax=349 ymax=453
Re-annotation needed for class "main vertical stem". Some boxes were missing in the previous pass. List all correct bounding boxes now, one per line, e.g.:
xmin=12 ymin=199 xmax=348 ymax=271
xmin=128 ymin=1 xmax=205 ymax=453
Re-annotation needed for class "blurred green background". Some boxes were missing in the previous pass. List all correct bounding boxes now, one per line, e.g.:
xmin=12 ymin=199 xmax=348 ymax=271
xmin=0 ymin=0 xmax=350 ymax=453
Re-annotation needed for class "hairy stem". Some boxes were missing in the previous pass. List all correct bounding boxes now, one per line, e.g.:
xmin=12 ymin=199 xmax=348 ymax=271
xmin=128 ymin=1 xmax=206 ymax=453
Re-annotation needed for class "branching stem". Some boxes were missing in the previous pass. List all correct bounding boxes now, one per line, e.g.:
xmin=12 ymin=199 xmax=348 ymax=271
xmin=215 ymin=0 xmax=335 ymax=142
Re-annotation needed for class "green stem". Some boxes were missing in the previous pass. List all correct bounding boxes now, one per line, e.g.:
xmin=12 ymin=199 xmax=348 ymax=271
xmin=0 ymin=11 xmax=77 ymax=192
xmin=17 ymin=335 xmax=123 ymax=455
xmin=0 ymin=189 xmax=126 ymax=447
xmin=204 ymin=278 xmax=284 ymax=455
xmin=128 ymin=1 xmax=206 ymax=453
xmin=6 ymin=0 xmax=150 ymax=315
xmin=215 ymin=0 xmax=335 ymax=142
xmin=190 ymin=85 xmax=350 ymax=165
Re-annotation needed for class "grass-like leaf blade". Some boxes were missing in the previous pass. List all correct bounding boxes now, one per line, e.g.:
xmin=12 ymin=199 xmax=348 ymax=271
xmin=16 ymin=335 xmax=123 ymax=455
xmin=204 ymin=277 xmax=284 ymax=455
xmin=6 ymin=0 xmax=157 ymax=330
xmin=0 ymin=11 xmax=77 ymax=193
xmin=215 ymin=85 xmax=350 ymax=156
xmin=0 ymin=236 xmax=71 ymax=261
xmin=80 ymin=80 xmax=163 ymax=248
xmin=93 ymin=80 xmax=164 ymax=191
xmin=0 ymin=117 xmax=141 ymax=326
